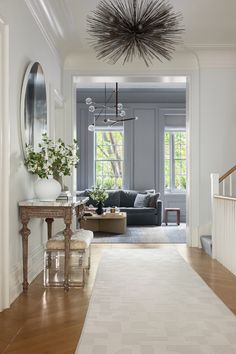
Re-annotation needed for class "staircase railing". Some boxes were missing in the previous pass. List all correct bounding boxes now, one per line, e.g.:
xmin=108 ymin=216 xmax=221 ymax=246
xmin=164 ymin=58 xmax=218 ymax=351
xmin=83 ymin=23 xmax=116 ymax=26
xmin=218 ymin=164 xmax=236 ymax=196
xmin=210 ymin=165 xmax=236 ymax=275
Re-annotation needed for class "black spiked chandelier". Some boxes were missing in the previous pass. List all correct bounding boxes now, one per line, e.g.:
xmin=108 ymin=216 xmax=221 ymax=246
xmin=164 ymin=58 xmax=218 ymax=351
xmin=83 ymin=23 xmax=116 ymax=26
xmin=87 ymin=0 xmax=184 ymax=66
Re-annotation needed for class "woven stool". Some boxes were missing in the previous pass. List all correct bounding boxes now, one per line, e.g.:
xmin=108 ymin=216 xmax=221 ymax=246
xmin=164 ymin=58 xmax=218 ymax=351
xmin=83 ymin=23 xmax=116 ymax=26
xmin=44 ymin=229 xmax=93 ymax=288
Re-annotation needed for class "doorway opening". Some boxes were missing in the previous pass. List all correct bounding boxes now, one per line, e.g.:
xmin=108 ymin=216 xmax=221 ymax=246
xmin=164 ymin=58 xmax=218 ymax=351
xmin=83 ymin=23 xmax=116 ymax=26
xmin=74 ymin=76 xmax=190 ymax=245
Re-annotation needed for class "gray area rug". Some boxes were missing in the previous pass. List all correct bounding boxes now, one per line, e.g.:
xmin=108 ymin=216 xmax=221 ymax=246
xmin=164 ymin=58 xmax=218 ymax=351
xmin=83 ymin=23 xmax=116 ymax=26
xmin=75 ymin=249 xmax=236 ymax=354
xmin=92 ymin=223 xmax=186 ymax=243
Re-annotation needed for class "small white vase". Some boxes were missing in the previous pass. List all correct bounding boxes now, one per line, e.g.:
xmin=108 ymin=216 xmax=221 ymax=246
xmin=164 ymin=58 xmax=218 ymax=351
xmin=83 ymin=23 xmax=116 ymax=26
xmin=34 ymin=176 xmax=61 ymax=201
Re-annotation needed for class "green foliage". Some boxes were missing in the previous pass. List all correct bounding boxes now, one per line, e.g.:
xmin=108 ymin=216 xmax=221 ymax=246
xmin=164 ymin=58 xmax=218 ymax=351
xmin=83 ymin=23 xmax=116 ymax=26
xmin=88 ymin=186 xmax=108 ymax=203
xmin=24 ymin=133 xmax=79 ymax=179
xmin=95 ymin=130 xmax=123 ymax=189
xmin=164 ymin=131 xmax=187 ymax=191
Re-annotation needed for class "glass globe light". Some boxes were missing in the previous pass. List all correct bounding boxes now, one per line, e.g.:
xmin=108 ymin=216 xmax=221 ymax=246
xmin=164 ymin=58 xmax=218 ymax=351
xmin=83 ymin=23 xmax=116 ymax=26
xmin=85 ymin=97 xmax=92 ymax=105
xmin=117 ymin=103 xmax=123 ymax=110
xmin=88 ymin=124 xmax=95 ymax=132
xmin=120 ymin=110 xmax=126 ymax=117
xmin=89 ymin=105 xmax=95 ymax=112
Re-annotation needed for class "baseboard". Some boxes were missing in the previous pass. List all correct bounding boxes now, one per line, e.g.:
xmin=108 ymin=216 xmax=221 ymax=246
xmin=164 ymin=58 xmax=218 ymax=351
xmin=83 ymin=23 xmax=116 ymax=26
xmin=10 ymin=244 xmax=44 ymax=303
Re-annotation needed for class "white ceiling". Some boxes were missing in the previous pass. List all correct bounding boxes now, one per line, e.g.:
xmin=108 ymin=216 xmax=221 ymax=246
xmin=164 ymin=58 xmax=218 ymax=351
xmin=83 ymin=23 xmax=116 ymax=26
xmin=28 ymin=0 xmax=236 ymax=62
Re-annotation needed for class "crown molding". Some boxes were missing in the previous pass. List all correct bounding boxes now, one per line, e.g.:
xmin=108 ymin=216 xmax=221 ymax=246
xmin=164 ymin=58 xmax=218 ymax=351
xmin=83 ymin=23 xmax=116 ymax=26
xmin=185 ymin=43 xmax=236 ymax=50
xmin=25 ymin=0 xmax=62 ymax=66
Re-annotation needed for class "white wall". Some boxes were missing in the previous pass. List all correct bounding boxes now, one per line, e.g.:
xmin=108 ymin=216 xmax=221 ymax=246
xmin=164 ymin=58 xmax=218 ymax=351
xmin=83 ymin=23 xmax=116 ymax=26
xmin=197 ymin=50 xmax=236 ymax=236
xmin=0 ymin=0 xmax=62 ymax=304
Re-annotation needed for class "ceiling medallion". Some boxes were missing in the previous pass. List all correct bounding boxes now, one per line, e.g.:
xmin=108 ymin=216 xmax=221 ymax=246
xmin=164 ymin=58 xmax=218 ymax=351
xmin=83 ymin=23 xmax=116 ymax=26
xmin=87 ymin=0 xmax=184 ymax=66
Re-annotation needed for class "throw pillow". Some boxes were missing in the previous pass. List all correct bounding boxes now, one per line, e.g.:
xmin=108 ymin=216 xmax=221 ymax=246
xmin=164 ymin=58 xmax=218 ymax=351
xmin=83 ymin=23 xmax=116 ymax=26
xmin=134 ymin=193 xmax=150 ymax=208
xmin=104 ymin=190 xmax=120 ymax=207
xmin=120 ymin=190 xmax=138 ymax=207
xmin=148 ymin=193 xmax=160 ymax=208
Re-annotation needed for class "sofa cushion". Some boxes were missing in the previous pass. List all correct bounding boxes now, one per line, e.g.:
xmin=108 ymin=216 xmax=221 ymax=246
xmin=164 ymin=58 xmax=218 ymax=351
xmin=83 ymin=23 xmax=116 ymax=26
xmin=120 ymin=207 xmax=157 ymax=215
xmin=148 ymin=193 xmax=160 ymax=208
xmin=119 ymin=190 xmax=138 ymax=207
xmin=104 ymin=190 xmax=120 ymax=207
xmin=134 ymin=193 xmax=150 ymax=208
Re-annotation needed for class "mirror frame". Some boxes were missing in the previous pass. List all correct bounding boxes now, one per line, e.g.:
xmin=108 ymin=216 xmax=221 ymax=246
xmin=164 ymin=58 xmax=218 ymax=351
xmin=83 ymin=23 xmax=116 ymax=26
xmin=20 ymin=62 xmax=48 ymax=154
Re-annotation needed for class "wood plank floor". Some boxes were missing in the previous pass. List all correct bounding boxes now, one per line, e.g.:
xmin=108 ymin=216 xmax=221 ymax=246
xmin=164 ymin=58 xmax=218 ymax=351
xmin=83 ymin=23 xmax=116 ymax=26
xmin=1 ymin=244 xmax=236 ymax=354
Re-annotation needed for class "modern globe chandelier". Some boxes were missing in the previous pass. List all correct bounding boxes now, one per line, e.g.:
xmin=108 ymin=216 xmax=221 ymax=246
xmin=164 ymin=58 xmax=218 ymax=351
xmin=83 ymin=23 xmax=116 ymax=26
xmin=87 ymin=0 xmax=184 ymax=66
xmin=86 ymin=83 xmax=138 ymax=132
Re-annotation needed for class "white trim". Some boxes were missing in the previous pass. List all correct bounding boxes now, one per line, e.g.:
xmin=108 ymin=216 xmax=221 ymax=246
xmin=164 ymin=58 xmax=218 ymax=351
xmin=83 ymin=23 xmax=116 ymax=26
xmin=186 ymin=44 xmax=236 ymax=49
xmin=24 ymin=0 xmax=61 ymax=67
xmin=10 ymin=244 xmax=44 ymax=303
xmin=53 ymin=88 xmax=64 ymax=107
xmin=0 ymin=21 xmax=10 ymax=311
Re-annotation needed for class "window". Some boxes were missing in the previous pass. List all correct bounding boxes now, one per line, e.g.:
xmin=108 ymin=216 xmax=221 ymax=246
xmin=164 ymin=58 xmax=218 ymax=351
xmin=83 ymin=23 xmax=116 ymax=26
xmin=95 ymin=128 xmax=124 ymax=189
xmin=164 ymin=130 xmax=186 ymax=192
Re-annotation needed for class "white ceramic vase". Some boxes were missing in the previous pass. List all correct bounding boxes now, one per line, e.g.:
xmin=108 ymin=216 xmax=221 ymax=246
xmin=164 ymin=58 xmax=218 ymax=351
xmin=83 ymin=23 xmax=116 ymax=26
xmin=34 ymin=176 xmax=61 ymax=201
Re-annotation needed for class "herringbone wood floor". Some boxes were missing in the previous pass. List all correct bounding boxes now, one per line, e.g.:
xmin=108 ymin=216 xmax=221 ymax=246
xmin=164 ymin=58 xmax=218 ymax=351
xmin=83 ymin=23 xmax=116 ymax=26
xmin=1 ymin=244 xmax=236 ymax=354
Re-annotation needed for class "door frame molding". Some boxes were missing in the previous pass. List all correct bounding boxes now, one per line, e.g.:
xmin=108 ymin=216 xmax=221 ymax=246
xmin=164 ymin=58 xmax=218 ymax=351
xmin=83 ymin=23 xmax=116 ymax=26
xmin=64 ymin=71 xmax=200 ymax=247
xmin=0 ymin=19 xmax=10 ymax=311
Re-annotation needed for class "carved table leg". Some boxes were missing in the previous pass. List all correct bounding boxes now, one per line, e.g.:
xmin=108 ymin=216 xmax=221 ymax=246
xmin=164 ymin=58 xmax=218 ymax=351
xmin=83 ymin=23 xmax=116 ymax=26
xmin=20 ymin=220 xmax=31 ymax=292
xmin=45 ymin=218 xmax=54 ymax=240
xmin=63 ymin=220 xmax=72 ymax=291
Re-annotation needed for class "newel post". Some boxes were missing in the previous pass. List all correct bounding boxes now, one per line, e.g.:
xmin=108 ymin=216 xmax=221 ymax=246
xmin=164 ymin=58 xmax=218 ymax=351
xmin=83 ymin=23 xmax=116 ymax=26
xmin=210 ymin=173 xmax=219 ymax=258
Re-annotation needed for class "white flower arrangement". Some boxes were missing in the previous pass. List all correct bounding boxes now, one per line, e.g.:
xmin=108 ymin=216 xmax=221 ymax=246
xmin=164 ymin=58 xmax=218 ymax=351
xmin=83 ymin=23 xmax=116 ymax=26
xmin=24 ymin=133 xmax=79 ymax=179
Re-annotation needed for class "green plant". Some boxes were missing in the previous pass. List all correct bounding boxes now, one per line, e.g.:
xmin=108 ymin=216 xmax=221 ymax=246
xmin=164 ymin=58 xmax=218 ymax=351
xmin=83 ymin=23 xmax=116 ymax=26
xmin=24 ymin=133 xmax=79 ymax=179
xmin=88 ymin=186 xmax=108 ymax=203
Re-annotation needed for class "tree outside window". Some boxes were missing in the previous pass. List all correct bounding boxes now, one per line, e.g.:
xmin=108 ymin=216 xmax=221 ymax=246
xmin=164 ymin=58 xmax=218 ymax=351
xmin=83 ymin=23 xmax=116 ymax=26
xmin=95 ymin=128 xmax=124 ymax=189
xmin=164 ymin=130 xmax=186 ymax=192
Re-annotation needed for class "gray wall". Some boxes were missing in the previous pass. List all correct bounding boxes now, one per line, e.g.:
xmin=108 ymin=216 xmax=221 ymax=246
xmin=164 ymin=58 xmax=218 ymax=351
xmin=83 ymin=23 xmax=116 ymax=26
xmin=77 ymin=89 xmax=186 ymax=222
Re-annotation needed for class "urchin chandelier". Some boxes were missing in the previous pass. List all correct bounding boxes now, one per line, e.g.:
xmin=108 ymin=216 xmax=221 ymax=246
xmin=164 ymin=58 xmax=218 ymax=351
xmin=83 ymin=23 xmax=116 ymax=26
xmin=87 ymin=0 xmax=184 ymax=66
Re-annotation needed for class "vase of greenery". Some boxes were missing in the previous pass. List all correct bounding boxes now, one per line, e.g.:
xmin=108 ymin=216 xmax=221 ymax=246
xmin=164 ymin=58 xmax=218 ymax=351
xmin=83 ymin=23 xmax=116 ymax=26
xmin=88 ymin=186 xmax=108 ymax=215
xmin=24 ymin=133 xmax=79 ymax=201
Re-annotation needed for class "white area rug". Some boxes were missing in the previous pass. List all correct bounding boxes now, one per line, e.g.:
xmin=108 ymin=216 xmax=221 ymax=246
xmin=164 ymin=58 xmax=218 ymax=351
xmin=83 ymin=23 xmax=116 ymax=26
xmin=75 ymin=249 xmax=236 ymax=354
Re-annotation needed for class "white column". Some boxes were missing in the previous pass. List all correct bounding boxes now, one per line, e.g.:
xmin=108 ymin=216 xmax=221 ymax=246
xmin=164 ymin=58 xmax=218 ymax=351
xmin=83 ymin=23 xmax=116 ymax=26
xmin=0 ymin=22 xmax=10 ymax=311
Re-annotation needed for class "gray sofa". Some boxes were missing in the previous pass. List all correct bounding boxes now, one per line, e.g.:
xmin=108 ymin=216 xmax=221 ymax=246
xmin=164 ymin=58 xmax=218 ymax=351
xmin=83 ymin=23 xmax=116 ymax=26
xmin=76 ymin=189 xmax=163 ymax=226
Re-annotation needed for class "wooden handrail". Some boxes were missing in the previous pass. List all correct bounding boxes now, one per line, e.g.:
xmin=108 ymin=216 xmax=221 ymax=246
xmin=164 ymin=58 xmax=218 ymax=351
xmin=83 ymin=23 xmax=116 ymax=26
xmin=219 ymin=164 xmax=236 ymax=183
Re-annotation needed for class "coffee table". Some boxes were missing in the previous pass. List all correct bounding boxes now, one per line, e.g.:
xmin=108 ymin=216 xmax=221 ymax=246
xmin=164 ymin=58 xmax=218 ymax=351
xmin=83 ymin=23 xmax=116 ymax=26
xmin=80 ymin=212 xmax=127 ymax=234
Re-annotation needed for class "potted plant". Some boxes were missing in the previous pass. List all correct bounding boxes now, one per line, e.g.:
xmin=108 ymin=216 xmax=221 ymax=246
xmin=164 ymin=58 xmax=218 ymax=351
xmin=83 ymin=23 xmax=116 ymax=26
xmin=88 ymin=186 xmax=108 ymax=215
xmin=24 ymin=133 xmax=79 ymax=201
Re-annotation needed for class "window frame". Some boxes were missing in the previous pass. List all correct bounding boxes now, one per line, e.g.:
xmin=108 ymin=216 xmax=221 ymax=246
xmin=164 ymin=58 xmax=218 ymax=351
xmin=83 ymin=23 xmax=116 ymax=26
xmin=94 ymin=126 xmax=124 ymax=190
xmin=164 ymin=128 xmax=186 ymax=194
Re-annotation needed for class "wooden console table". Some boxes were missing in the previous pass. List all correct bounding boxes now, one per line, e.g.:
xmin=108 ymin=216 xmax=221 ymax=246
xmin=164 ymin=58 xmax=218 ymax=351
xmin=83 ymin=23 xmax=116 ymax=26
xmin=18 ymin=197 xmax=88 ymax=292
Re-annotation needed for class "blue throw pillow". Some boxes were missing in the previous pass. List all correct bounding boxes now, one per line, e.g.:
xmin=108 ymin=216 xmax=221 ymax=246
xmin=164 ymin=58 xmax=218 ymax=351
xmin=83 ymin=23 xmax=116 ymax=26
xmin=134 ymin=193 xmax=150 ymax=208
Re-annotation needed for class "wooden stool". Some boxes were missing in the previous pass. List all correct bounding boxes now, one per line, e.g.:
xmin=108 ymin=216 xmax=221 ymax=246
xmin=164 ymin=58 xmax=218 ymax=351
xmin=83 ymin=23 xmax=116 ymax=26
xmin=164 ymin=208 xmax=180 ymax=225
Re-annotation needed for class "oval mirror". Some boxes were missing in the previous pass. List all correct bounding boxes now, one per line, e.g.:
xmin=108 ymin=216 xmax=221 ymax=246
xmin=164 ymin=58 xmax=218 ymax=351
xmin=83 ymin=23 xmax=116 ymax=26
xmin=21 ymin=62 xmax=47 ymax=151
